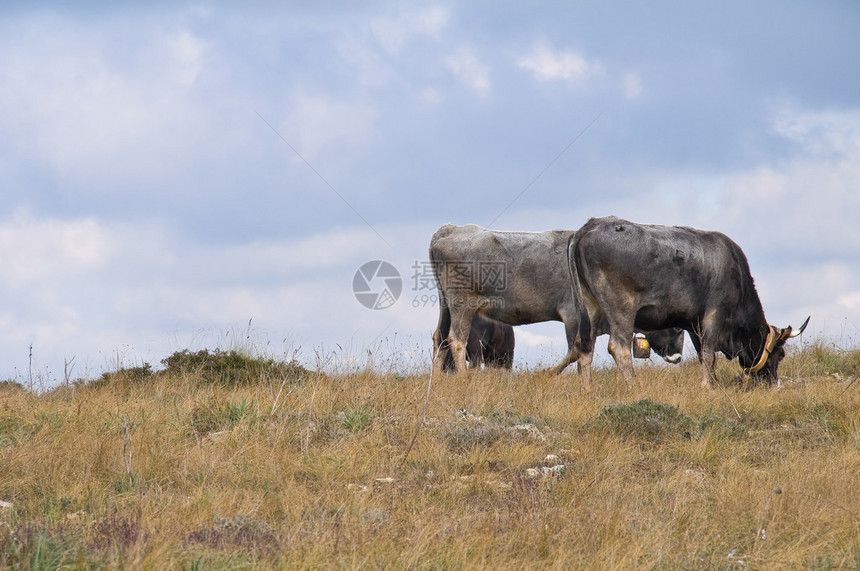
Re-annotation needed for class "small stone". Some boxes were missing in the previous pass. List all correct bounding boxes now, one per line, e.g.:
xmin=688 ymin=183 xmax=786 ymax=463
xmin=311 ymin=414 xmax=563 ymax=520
xmin=541 ymin=464 xmax=566 ymax=477
xmin=510 ymin=423 xmax=546 ymax=441
xmin=525 ymin=468 xmax=541 ymax=479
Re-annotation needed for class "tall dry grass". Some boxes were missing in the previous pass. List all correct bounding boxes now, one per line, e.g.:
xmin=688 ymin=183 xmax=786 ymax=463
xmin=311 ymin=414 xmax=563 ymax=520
xmin=1 ymin=343 xmax=859 ymax=569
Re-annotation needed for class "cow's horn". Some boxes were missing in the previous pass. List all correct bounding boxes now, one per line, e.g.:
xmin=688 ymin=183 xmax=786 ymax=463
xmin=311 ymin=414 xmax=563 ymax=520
xmin=788 ymin=316 xmax=810 ymax=339
xmin=746 ymin=326 xmax=778 ymax=374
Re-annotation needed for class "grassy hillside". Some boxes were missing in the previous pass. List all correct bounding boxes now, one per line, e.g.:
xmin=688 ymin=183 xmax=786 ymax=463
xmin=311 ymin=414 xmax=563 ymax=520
xmin=2 ymin=345 xmax=860 ymax=569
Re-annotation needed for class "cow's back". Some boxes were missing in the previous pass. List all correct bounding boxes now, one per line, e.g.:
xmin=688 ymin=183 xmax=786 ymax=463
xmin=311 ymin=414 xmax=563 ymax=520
xmin=574 ymin=216 xmax=762 ymax=330
xmin=430 ymin=224 xmax=575 ymax=326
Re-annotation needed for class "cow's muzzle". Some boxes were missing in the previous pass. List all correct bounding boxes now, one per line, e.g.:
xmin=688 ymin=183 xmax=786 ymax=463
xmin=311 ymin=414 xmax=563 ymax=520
xmin=745 ymin=316 xmax=810 ymax=374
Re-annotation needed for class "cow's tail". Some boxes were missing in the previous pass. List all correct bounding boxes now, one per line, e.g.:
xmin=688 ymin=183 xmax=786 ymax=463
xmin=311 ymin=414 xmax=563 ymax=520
xmin=567 ymin=232 xmax=593 ymax=355
xmin=429 ymin=245 xmax=453 ymax=371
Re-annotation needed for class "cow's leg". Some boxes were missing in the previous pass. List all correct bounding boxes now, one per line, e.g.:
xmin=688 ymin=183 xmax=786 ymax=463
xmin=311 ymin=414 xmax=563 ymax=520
xmin=548 ymin=350 xmax=578 ymax=375
xmin=604 ymin=312 xmax=636 ymax=383
xmin=432 ymin=301 xmax=452 ymax=375
xmin=577 ymin=350 xmax=594 ymax=391
xmin=697 ymin=332 xmax=718 ymax=387
xmin=547 ymin=314 xmax=581 ymax=375
xmin=500 ymin=348 xmax=513 ymax=369
xmin=700 ymin=350 xmax=717 ymax=387
xmin=607 ymin=331 xmax=635 ymax=384
xmin=689 ymin=331 xmax=702 ymax=357
xmin=484 ymin=326 xmax=501 ymax=368
xmin=433 ymin=337 xmax=454 ymax=373
xmin=573 ymin=299 xmax=603 ymax=389
xmin=497 ymin=326 xmax=515 ymax=370
xmin=448 ymin=308 xmax=474 ymax=373
xmin=697 ymin=313 xmax=721 ymax=387
xmin=466 ymin=324 xmax=484 ymax=369
xmin=687 ymin=328 xmax=717 ymax=386
xmin=468 ymin=343 xmax=483 ymax=369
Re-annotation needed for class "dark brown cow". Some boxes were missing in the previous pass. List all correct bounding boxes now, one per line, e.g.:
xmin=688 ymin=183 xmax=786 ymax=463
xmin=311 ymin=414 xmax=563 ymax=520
xmin=569 ymin=216 xmax=808 ymax=388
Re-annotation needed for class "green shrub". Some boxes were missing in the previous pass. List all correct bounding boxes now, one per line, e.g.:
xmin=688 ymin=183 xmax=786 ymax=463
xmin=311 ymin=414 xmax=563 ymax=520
xmin=96 ymin=363 xmax=154 ymax=386
xmin=341 ymin=406 xmax=376 ymax=433
xmin=227 ymin=398 xmax=256 ymax=425
xmin=0 ymin=525 xmax=96 ymax=569
xmin=161 ymin=349 xmax=311 ymax=386
xmin=597 ymin=398 xmax=695 ymax=441
xmin=0 ymin=380 xmax=25 ymax=391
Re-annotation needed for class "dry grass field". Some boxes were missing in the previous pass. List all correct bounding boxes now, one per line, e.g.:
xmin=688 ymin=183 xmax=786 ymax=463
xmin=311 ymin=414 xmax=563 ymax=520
xmin=2 ymin=344 xmax=860 ymax=569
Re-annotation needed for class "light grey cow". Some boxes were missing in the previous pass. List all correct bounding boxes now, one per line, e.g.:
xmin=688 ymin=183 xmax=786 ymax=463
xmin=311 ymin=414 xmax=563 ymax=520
xmin=430 ymin=224 xmax=583 ymax=374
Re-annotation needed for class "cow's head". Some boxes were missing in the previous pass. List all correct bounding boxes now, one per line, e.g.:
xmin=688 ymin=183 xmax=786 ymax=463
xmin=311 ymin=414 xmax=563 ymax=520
xmin=743 ymin=317 xmax=810 ymax=381
xmin=646 ymin=328 xmax=685 ymax=364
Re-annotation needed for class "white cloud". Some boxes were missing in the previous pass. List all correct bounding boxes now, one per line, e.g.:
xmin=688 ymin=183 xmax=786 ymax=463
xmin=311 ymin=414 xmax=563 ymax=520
xmin=281 ymin=91 xmax=379 ymax=163
xmin=334 ymin=6 xmax=449 ymax=93
xmin=162 ymin=28 xmax=212 ymax=87
xmin=0 ymin=212 xmax=113 ymax=288
xmin=445 ymin=47 xmax=491 ymax=98
xmin=838 ymin=291 xmax=860 ymax=310
xmin=370 ymin=6 xmax=449 ymax=54
xmin=516 ymin=329 xmax=558 ymax=348
xmin=720 ymin=105 xmax=860 ymax=253
xmin=623 ymin=71 xmax=643 ymax=99
xmin=770 ymin=104 xmax=860 ymax=156
xmin=417 ymin=87 xmax=444 ymax=104
xmin=516 ymin=43 xmax=601 ymax=83
xmin=179 ymin=227 xmax=388 ymax=284
xmin=0 ymin=15 xmax=240 ymax=192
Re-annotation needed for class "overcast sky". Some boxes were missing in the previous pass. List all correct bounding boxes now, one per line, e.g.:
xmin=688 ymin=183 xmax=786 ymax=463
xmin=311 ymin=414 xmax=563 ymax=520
xmin=1 ymin=2 xmax=858 ymax=384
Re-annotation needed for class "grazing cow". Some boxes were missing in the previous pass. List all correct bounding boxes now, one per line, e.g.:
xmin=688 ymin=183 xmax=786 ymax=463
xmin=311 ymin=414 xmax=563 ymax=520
xmin=430 ymin=223 xmax=686 ymax=374
xmin=441 ymin=315 xmax=515 ymax=371
xmin=569 ymin=216 xmax=809 ymax=388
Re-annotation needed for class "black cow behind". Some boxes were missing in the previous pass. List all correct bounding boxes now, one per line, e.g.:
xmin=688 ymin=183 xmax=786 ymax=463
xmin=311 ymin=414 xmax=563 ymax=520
xmin=440 ymin=315 xmax=515 ymax=371
xmin=631 ymin=327 xmax=685 ymax=363
xmin=569 ymin=216 xmax=808 ymax=388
